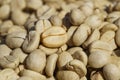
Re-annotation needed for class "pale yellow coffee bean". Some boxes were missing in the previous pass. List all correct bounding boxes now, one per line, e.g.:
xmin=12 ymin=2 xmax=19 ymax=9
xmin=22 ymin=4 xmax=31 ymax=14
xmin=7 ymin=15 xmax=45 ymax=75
xmin=116 ymin=28 xmax=120 ymax=47
xmin=6 ymin=32 xmax=27 ymax=49
xmin=42 ymin=26 xmax=67 ymax=48
xmin=39 ymin=45 xmax=58 ymax=55
xmin=56 ymin=71 xmax=80 ymax=80
xmin=106 ymin=11 xmax=120 ymax=23
xmin=83 ymin=29 xmax=100 ymax=48
xmin=26 ymin=0 xmax=42 ymax=10
xmin=20 ymin=69 xmax=46 ymax=80
xmin=11 ymin=10 xmax=29 ymax=25
xmin=45 ymin=54 xmax=58 ymax=77
xmin=67 ymin=26 xmax=77 ymax=47
xmin=103 ymin=64 xmax=120 ymax=80
xmin=0 ymin=4 xmax=10 ymax=20
xmin=49 ymin=15 xmax=62 ymax=26
xmin=69 ymin=9 xmax=86 ymax=25
xmin=89 ymin=40 xmax=113 ymax=54
xmin=0 ymin=44 xmax=12 ymax=58
xmin=72 ymin=24 xmax=91 ymax=46
xmin=22 ymin=31 xmax=40 ymax=53
xmin=100 ymin=30 xmax=117 ymax=50
xmin=88 ymin=51 xmax=111 ymax=68
xmin=35 ymin=19 xmax=52 ymax=34
xmin=90 ymin=71 xmax=104 ymax=80
xmin=17 ymin=76 xmax=33 ymax=80
xmin=100 ymin=23 xmax=118 ymax=33
xmin=8 ymin=25 xmax=27 ymax=34
xmin=0 ymin=20 xmax=13 ymax=36
xmin=26 ymin=49 xmax=46 ymax=73
xmin=66 ymin=59 xmax=87 ymax=78
xmin=10 ymin=0 xmax=26 ymax=11
xmin=57 ymin=51 xmax=73 ymax=69
xmin=11 ymin=48 xmax=27 ymax=63
xmin=0 ymin=55 xmax=19 ymax=69
xmin=0 ymin=68 xmax=19 ymax=80
xmin=85 ymin=15 xmax=102 ymax=30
